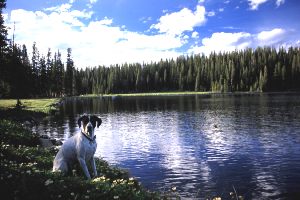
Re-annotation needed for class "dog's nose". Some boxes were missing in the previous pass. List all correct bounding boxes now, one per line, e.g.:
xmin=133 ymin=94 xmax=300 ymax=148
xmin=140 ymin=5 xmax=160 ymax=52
xmin=87 ymin=125 xmax=93 ymax=132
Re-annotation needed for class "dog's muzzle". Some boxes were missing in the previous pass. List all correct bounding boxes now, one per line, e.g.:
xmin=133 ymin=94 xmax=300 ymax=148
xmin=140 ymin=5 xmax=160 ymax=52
xmin=86 ymin=124 xmax=93 ymax=135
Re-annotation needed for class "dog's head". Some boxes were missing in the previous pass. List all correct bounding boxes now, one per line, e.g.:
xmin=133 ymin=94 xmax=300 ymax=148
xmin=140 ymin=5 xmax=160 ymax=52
xmin=78 ymin=114 xmax=102 ymax=137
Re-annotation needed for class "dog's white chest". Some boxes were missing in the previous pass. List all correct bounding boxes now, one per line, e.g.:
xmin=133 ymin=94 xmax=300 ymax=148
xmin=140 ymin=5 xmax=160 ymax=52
xmin=84 ymin=140 xmax=97 ymax=160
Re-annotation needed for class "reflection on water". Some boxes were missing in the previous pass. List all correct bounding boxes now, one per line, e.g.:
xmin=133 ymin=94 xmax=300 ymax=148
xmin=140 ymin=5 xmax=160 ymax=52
xmin=34 ymin=94 xmax=300 ymax=199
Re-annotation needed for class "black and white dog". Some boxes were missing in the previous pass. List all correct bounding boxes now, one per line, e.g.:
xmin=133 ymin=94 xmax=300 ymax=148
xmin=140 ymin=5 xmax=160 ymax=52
xmin=53 ymin=115 xmax=102 ymax=180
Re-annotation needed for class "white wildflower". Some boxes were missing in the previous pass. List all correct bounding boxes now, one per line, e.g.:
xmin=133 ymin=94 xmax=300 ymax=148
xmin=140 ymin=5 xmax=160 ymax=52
xmin=44 ymin=179 xmax=54 ymax=186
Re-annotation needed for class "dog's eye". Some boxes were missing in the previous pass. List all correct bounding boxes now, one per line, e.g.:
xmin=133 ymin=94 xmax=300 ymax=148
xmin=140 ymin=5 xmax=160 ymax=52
xmin=82 ymin=117 xmax=89 ymax=124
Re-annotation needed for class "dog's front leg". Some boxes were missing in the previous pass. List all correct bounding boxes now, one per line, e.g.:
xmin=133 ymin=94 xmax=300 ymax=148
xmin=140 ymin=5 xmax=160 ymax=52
xmin=90 ymin=157 xmax=98 ymax=178
xmin=78 ymin=157 xmax=91 ymax=180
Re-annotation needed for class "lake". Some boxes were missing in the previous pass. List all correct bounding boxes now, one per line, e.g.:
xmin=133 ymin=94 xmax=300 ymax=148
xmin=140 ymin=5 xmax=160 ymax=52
xmin=34 ymin=93 xmax=300 ymax=199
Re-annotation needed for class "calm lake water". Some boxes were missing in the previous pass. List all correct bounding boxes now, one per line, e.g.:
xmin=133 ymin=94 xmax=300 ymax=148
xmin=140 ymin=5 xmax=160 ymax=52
xmin=35 ymin=93 xmax=300 ymax=199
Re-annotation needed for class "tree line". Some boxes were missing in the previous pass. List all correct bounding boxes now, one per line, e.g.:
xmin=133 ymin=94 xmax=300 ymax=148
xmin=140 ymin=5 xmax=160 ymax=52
xmin=1 ymin=1 xmax=300 ymax=98
xmin=81 ymin=47 xmax=300 ymax=95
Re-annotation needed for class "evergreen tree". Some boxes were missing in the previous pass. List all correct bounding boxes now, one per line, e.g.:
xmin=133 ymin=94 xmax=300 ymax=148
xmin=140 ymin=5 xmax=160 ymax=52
xmin=46 ymin=48 xmax=53 ymax=96
xmin=52 ymin=50 xmax=64 ymax=97
xmin=39 ymin=56 xmax=47 ymax=96
xmin=0 ymin=0 xmax=9 ymax=97
xmin=65 ymin=48 xmax=74 ymax=96
xmin=195 ymin=68 xmax=200 ymax=92
xmin=0 ymin=0 xmax=7 ymax=55
xmin=259 ymin=65 xmax=268 ymax=92
xmin=31 ymin=42 xmax=40 ymax=95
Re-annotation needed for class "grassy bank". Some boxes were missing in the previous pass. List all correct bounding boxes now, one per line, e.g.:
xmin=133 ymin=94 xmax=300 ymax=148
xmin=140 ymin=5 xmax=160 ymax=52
xmin=81 ymin=91 xmax=284 ymax=98
xmin=0 ymin=98 xmax=60 ymax=123
xmin=80 ymin=91 xmax=214 ymax=97
xmin=105 ymin=91 xmax=214 ymax=97
xmin=0 ymin=98 xmax=59 ymax=113
xmin=0 ymin=119 xmax=164 ymax=199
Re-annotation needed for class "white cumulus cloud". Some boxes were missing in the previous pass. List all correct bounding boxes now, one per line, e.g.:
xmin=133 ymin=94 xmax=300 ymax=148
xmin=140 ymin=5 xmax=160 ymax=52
xmin=151 ymin=5 xmax=206 ymax=36
xmin=90 ymin=0 xmax=98 ymax=4
xmin=207 ymin=11 xmax=215 ymax=17
xmin=44 ymin=3 xmax=72 ymax=12
xmin=256 ymin=28 xmax=286 ymax=45
xmin=188 ymin=28 xmax=290 ymax=55
xmin=276 ymin=0 xmax=285 ymax=7
xmin=257 ymin=28 xmax=285 ymax=41
xmin=87 ymin=0 xmax=98 ymax=9
xmin=192 ymin=31 xmax=199 ymax=39
xmin=189 ymin=32 xmax=251 ymax=55
xmin=248 ymin=0 xmax=268 ymax=10
xmin=5 ymin=6 xmax=184 ymax=68
xmin=248 ymin=0 xmax=285 ymax=10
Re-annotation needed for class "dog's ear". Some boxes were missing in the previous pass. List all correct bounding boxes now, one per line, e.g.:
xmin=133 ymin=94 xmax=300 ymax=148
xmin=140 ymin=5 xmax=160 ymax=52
xmin=92 ymin=115 xmax=102 ymax=128
xmin=97 ymin=117 xmax=102 ymax=128
xmin=77 ymin=116 xmax=85 ymax=128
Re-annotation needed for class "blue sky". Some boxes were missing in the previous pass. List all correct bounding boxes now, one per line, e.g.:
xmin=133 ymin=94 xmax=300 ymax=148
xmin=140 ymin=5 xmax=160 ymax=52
xmin=4 ymin=0 xmax=300 ymax=68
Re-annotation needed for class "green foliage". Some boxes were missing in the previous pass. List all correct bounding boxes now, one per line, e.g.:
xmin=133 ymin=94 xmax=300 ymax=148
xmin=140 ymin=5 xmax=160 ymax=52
xmin=0 ymin=119 xmax=40 ymax=146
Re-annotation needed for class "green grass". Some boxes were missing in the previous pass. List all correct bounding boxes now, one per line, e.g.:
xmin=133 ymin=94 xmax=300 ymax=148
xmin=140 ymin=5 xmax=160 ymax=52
xmin=81 ymin=91 xmax=214 ymax=97
xmin=0 ymin=98 xmax=59 ymax=113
